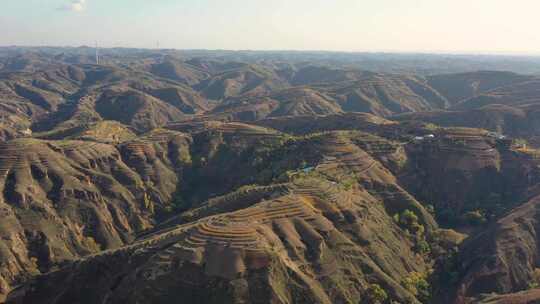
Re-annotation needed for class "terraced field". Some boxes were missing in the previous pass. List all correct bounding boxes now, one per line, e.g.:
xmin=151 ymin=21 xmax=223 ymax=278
xmin=169 ymin=194 xmax=324 ymax=250
xmin=167 ymin=120 xmax=281 ymax=138
xmin=0 ymin=139 xmax=115 ymax=183
xmin=314 ymin=134 xmax=378 ymax=177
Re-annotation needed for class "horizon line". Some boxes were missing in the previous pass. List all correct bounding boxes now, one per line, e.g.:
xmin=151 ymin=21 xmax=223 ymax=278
xmin=2 ymin=44 xmax=540 ymax=58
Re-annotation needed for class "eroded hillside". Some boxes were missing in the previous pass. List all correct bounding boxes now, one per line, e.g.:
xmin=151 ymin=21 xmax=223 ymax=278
xmin=1 ymin=48 xmax=540 ymax=303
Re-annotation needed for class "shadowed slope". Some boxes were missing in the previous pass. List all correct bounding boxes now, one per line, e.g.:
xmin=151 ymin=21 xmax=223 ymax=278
xmin=427 ymin=71 xmax=531 ymax=105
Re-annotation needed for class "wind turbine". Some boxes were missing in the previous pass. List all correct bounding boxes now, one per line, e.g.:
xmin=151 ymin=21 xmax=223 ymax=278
xmin=156 ymin=41 xmax=166 ymax=63
xmin=95 ymin=41 xmax=99 ymax=65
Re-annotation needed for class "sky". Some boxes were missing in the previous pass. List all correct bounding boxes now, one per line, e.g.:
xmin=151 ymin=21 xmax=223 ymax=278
xmin=1 ymin=0 xmax=540 ymax=54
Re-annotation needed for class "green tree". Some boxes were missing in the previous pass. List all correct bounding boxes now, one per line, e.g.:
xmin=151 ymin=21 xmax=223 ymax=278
xmin=396 ymin=210 xmax=424 ymax=235
xmin=415 ymin=240 xmax=431 ymax=255
xmin=403 ymin=272 xmax=431 ymax=303
xmin=366 ymin=284 xmax=388 ymax=304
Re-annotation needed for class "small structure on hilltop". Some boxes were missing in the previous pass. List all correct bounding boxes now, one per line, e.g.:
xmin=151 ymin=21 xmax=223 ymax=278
xmin=487 ymin=131 xmax=506 ymax=140
xmin=302 ymin=167 xmax=315 ymax=173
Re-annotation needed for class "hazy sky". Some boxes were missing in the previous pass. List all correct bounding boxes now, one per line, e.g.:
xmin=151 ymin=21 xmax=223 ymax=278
xmin=2 ymin=0 xmax=540 ymax=54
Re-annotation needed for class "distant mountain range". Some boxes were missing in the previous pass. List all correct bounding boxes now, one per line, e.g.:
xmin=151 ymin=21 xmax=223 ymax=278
xmin=2 ymin=47 xmax=540 ymax=304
